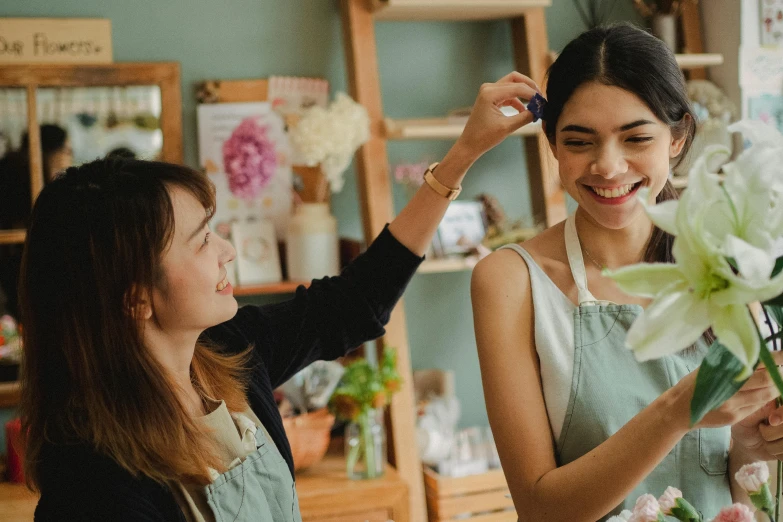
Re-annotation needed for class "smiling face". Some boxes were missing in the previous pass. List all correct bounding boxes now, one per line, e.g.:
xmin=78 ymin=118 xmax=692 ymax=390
xmin=150 ymin=186 xmax=237 ymax=334
xmin=550 ymin=82 xmax=687 ymax=230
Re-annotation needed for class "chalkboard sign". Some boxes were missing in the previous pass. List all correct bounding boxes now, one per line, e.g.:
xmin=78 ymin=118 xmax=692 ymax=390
xmin=0 ymin=18 xmax=112 ymax=64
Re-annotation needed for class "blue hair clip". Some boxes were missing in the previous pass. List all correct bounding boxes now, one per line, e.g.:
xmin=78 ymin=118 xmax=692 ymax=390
xmin=526 ymin=93 xmax=547 ymax=122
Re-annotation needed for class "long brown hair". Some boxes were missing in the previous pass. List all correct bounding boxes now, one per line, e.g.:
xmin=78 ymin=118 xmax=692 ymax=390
xmin=19 ymin=158 xmax=250 ymax=489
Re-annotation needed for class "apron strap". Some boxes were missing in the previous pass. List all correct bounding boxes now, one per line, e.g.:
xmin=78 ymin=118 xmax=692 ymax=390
xmin=564 ymin=214 xmax=599 ymax=305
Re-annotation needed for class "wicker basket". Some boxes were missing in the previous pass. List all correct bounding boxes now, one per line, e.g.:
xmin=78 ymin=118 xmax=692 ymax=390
xmin=282 ymin=408 xmax=335 ymax=471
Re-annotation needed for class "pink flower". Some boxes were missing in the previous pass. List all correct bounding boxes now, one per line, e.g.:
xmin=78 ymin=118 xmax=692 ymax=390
xmin=629 ymin=494 xmax=662 ymax=522
xmin=222 ymin=117 xmax=277 ymax=200
xmin=657 ymin=486 xmax=682 ymax=515
xmin=711 ymin=503 xmax=755 ymax=522
xmin=734 ymin=462 xmax=769 ymax=493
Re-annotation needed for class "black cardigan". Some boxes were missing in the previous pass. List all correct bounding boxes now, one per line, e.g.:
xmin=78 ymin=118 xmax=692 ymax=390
xmin=33 ymin=227 xmax=423 ymax=521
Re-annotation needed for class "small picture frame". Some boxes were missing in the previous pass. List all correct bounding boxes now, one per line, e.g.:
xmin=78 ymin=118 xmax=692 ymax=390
xmin=434 ymin=201 xmax=487 ymax=257
xmin=231 ymin=220 xmax=282 ymax=285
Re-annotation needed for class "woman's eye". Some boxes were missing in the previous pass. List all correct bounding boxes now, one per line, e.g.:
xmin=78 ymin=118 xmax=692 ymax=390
xmin=202 ymin=232 xmax=210 ymax=247
xmin=627 ymin=136 xmax=653 ymax=143
xmin=564 ymin=140 xmax=589 ymax=147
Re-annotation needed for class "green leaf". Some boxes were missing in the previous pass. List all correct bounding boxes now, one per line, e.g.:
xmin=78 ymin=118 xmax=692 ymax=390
xmin=764 ymin=259 xmax=783 ymax=306
xmin=773 ymin=256 xmax=783 ymax=278
xmin=690 ymin=341 xmax=750 ymax=426
xmin=757 ymin=341 xmax=783 ymax=399
xmin=749 ymin=483 xmax=775 ymax=512
xmin=670 ymin=496 xmax=701 ymax=522
xmin=766 ymin=304 xmax=783 ymax=330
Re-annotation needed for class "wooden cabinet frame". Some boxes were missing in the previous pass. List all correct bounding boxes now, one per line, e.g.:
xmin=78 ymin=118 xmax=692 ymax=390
xmin=0 ymin=62 xmax=183 ymax=245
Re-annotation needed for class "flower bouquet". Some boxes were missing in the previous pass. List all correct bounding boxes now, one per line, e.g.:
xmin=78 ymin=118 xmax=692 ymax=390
xmin=288 ymin=92 xmax=370 ymax=194
xmin=610 ymin=462 xmax=775 ymax=521
xmin=329 ymin=347 xmax=401 ymax=479
xmin=605 ymin=120 xmax=783 ymax=517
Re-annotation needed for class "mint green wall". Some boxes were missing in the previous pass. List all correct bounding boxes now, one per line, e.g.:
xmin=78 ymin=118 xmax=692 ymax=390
xmin=0 ymin=1 xmax=643 ymax=450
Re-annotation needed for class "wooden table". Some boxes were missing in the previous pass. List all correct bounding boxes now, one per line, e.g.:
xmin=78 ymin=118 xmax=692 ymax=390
xmin=297 ymin=454 xmax=408 ymax=522
xmin=0 ymin=454 xmax=408 ymax=522
xmin=0 ymin=482 xmax=35 ymax=522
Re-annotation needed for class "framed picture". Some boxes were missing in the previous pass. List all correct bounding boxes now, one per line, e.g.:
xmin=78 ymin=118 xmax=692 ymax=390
xmin=231 ymin=220 xmax=282 ymax=285
xmin=197 ymin=102 xmax=293 ymax=241
xmin=434 ymin=201 xmax=487 ymax=257
xmin=762 ymin=0 xmax=783 ymax=47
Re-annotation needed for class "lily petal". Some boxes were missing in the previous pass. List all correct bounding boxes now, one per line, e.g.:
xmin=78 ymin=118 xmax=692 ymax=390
xmin=626 ymin=289 xmax=711 ymax=361
xmin=724 ymin=235 xmax=775 ymax=280
xmin=605 ymin=263 xmax=685 ymax=298
xmin=641 ymin=197 xmax=679 ymax=236
xmin=710 ymin=303 xmax=760 ymax=377
xmin=728 ymin=120 xmax=783 ymax=149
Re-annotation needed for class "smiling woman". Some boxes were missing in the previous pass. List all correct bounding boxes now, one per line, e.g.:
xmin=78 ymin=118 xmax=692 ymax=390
xmin=16 ymin=65 xmax=544 ymax=521
xmin=470 ymin=23 xmax=780 ymax=522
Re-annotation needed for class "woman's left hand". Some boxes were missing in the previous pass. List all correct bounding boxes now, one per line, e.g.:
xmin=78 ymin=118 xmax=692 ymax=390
xmin=732 ymin=398 xmax=783 ymax=461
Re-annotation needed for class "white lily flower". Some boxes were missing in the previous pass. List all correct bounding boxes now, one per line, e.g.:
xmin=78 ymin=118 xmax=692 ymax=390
xmin=606 ymin=120 xmax=783 ymax=376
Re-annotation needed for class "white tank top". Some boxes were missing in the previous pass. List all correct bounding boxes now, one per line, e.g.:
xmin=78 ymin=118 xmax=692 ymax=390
xmin=499 ymin=215 xmax=603 ymax=440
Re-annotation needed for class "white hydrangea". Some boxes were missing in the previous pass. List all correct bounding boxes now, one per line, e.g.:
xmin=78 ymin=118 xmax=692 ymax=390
xmin=289 ymin=92 xmax=370 ymax=193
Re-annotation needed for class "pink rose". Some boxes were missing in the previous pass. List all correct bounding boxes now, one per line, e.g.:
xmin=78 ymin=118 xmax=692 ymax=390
xmin=711 ymin=503 xmax=755 ymax=522
xmin=734 ymin=462 xmax=769 ymax=493
xmin=629 ymin=494 xmax=662 ymax=522
xmin=657 ymin=486 xmax=682 ymax=515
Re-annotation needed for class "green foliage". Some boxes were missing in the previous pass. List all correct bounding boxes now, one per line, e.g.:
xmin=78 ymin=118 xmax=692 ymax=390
xmin=329 ymin=346 xmax=402 ymax=422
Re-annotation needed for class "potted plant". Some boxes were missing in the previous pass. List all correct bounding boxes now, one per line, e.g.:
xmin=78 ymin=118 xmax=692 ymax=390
xmin=329 ymin=347 xmax=401 ymax=480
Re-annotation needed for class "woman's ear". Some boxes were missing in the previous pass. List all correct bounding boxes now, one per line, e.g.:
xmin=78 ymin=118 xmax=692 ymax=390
xmin=670 ymin=114 xmax=692 ymax=159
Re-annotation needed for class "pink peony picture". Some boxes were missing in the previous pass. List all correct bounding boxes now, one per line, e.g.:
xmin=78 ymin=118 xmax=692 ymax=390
xmin=222 ymin=117 xmax=278 ymax=200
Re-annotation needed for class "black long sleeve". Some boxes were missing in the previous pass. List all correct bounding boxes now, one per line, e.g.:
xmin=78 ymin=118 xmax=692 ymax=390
xmin=204 ymin=225 xmax=424 ymax=388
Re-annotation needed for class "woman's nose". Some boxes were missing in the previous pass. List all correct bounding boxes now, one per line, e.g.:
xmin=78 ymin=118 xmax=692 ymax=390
xmin=218 ymin=235 xmax=236 ymax=266
xmin=590 ymin=143 xmax=629 ymax=178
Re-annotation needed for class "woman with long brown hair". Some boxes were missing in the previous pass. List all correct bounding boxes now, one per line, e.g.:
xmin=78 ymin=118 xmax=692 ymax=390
xmin=19 ymin=73 xmax=538 ymax=522
xmin=471 ymin=24 xmax=783 ymax=521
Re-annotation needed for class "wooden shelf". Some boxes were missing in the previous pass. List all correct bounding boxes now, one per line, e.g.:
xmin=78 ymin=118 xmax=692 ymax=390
xmin=297 ymin=454 xmax=408 ymax=520
xmin=233 ymin=280 xmax=309 ymax=296
xmin=0 ymin=482 xmax=37 ymax=522
xmin=0 ymin=230 xmax=25 ymax=245
xmin=674 ymin=53 xmax=724 ymax=69
xmin=385 ymin=118 xmax=541 ymax=141
xmin=371 ymin=0 xmax=551 ymax=21
xmin=0 ymin=381 xmax=20 ymax=408
xmin=418 ymin=257 xmax=478 ymax=274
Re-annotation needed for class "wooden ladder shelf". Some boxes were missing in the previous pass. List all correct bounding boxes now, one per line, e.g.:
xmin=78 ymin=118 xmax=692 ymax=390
xmin=340 ymin=1 xmax=565 ymax=519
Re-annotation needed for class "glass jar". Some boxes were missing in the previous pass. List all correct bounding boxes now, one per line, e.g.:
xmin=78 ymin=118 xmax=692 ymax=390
xmin=344 ymin=409 xmax=386 ymax=480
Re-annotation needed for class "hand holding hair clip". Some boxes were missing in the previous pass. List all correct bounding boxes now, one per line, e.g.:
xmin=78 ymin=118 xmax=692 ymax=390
xmin=526 ymin=93 xmax=547 ymax=123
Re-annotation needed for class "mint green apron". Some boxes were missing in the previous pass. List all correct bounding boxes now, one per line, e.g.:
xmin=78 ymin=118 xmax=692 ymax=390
xmin=204 ymin=423 xmax=302 ymax=522
xmin=556 ymin=214 xmax=732 ymax=521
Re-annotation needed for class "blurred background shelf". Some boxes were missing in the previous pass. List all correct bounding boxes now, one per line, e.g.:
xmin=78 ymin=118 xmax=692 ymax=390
xmin=0 ymin=382 xmax=20 ymax=409
xmin=385 ymin=118 xmax=542 ymax=141
xmin=674 ymin=53 xmax=724 ymax=69
xmin=370 ymin=0 xmax=551 ymax=21
xmin=233 ymin=281 xmax=309 ymax=296
xmin=418 ymin=258 xmax=477 ymax=274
